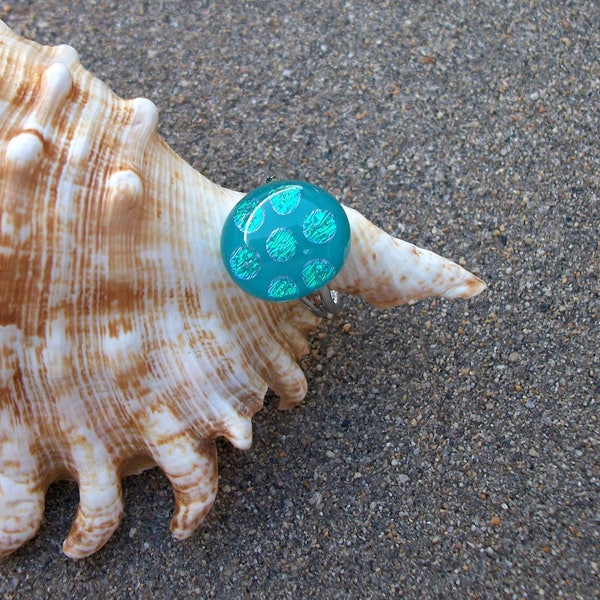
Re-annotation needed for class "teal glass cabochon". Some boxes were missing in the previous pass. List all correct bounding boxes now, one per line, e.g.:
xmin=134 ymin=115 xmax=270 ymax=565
xmin=220 ymin=181 xmax=351 ymax=302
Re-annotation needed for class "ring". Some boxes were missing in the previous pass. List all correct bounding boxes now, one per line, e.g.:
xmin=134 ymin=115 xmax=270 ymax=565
xmin=220 ymin=180 xmax=351 ymax=317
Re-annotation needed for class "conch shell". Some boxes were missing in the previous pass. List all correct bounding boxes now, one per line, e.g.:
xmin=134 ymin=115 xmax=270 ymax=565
xmin=0 ymin=20 xmax=485 ymax=558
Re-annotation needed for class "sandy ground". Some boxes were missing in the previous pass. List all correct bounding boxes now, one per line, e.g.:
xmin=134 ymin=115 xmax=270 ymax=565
xmin=1 ymin=1 xmax=598 ymax=598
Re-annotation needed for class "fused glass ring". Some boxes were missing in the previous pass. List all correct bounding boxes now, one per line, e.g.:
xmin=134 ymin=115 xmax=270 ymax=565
xmin=220 ymin=181 xmax=350 ymax=314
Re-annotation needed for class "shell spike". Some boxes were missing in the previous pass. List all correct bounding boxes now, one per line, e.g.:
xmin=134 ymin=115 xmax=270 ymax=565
xmin=333 ymin=207 xmax=486 ymax=308
xmin=149 ymin=437 xmax=218 ymax=539
xmin=0 ymin=483 xmax=45 ymax=558
xmin=62 ymin=466 xmax=124 ymax=559
xmin=0 ymin=405 xmax=45 ymax=557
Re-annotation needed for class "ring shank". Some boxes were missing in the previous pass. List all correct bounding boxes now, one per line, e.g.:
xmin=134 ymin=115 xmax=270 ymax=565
xmin=300 ymin=287 xmax=343 ymax=317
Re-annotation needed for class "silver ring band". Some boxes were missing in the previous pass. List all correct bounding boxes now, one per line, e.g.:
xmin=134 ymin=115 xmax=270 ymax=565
xmin=300 ymin=287 xmax=343 ymax=317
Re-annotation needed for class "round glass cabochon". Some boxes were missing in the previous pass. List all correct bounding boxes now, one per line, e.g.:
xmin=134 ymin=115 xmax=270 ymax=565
xmin=221 ymin=181 xmax=351 ymax=302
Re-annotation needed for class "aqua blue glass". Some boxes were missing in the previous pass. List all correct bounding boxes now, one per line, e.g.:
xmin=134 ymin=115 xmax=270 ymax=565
xmin=221 ymin=181 xmax=351 ymax=302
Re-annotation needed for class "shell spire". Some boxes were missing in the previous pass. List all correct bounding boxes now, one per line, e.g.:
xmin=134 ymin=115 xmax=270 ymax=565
xmin=0 ymin=20 xmax=485 ymax=559
xmin=335 ymin=207 xmax=486 ymax=309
